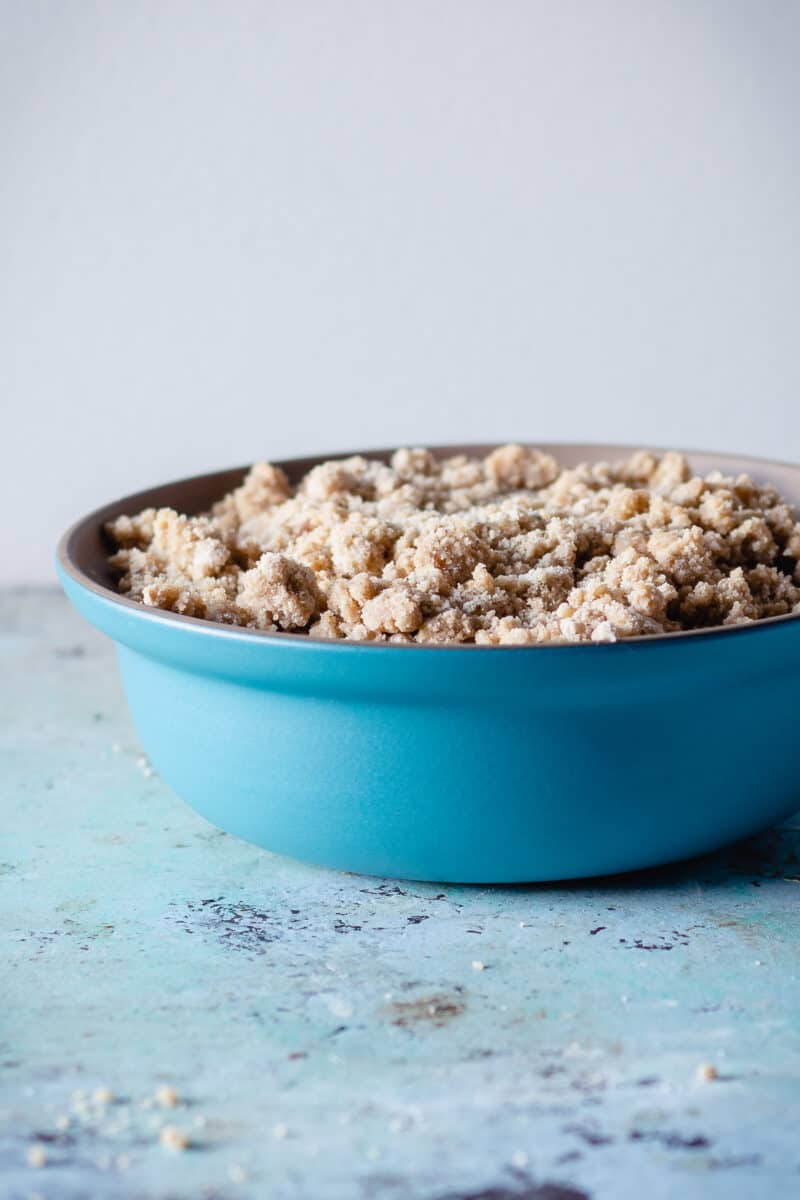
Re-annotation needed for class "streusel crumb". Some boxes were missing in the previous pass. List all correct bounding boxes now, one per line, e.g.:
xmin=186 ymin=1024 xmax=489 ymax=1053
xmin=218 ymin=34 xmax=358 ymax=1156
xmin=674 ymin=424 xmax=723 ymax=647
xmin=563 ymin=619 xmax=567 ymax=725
xmin=106 ymin=446 xmax=800 ymax=644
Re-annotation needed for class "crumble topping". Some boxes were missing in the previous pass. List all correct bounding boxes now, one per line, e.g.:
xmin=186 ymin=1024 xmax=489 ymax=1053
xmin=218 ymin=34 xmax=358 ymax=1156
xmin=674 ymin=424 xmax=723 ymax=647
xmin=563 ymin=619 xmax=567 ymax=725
xmin=105 ymin=446 xmax=800 ymax=644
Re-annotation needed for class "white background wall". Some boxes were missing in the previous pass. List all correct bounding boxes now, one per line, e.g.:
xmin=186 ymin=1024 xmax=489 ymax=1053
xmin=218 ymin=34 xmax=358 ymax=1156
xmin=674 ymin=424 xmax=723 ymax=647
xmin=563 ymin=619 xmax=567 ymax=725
xmin=2 ymin=0 xmax=798 ymax=584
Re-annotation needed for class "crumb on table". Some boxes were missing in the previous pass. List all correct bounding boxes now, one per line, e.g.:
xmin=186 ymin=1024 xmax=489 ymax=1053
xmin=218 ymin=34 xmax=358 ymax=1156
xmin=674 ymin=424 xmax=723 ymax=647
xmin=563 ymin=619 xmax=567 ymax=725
xmin=696 ymin=1062 xmax=719 ymax=1082
xmin=26 ymin=1144 xmax=47 ymax=1168
xmin=159 ymin=1124 xmax=191 ymax=1151
xmin=155 ymin=1085 xmax=179 ymax=1108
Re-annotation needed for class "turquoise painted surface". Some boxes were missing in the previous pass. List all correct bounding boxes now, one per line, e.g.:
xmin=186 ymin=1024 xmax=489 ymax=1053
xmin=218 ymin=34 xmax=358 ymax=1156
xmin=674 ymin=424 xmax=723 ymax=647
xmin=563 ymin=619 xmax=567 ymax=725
xmin=2 ymin=589 xmax=800 ymax=1200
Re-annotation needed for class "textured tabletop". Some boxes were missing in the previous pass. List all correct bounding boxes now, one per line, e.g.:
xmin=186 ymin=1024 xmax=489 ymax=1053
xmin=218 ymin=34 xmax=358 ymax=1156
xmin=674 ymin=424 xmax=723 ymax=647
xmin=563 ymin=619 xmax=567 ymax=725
xmin=2 ymin=589 xmax=799 ymax=1200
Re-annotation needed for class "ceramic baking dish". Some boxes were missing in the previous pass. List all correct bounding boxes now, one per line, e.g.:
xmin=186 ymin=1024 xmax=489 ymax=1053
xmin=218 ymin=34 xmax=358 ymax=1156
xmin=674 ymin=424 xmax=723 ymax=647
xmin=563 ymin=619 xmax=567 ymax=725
xmin=56 ymin=444 xmax=800 ymax=882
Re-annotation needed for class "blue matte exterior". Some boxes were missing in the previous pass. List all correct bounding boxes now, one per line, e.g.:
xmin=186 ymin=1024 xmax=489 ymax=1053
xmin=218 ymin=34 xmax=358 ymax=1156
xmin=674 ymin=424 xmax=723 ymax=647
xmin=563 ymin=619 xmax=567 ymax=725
xmin=58 ymin=565 xmax=800 ymax=882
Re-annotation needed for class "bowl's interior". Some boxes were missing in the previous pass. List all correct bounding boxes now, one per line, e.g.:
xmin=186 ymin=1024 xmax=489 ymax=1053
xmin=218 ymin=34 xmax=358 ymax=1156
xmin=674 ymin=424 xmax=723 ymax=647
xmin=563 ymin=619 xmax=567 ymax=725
xmin=61 ymin=443 xmax=800 ymax=635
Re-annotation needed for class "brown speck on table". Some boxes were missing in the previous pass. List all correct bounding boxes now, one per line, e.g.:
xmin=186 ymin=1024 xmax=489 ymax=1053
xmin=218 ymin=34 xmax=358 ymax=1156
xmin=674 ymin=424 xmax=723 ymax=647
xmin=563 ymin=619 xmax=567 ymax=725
xmin=384 ymin=992 xmax=465 ymax=1028
xmin=155 ymin=1084 xmax=179 ymax=1108
xmin=159 ymin=1125 xmax=191 ymax=1151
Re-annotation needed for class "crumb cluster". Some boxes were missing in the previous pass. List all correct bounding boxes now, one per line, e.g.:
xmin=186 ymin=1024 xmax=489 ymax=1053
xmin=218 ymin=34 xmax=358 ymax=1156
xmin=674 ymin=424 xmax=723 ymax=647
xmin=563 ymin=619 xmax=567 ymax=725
xmin=106 ymin=445 xmax=800 ymax=645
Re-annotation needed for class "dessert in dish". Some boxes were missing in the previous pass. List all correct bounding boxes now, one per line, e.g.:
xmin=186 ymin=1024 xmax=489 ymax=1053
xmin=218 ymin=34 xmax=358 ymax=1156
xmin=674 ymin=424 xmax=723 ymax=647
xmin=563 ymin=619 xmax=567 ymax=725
xmin=106 ymin=445 xmax=800 ymax=644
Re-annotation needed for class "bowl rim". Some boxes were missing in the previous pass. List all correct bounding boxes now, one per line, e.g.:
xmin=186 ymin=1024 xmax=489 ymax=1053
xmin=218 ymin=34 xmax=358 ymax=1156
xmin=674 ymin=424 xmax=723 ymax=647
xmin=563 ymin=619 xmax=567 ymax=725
xmin=56 ymin=440 xmax=800 ymax=653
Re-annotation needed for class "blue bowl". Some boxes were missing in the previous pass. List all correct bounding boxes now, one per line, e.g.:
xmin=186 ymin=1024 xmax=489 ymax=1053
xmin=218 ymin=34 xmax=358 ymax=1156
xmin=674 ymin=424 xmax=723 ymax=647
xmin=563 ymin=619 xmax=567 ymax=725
xmin=57 ymin=444 xmax=800 ymax=883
